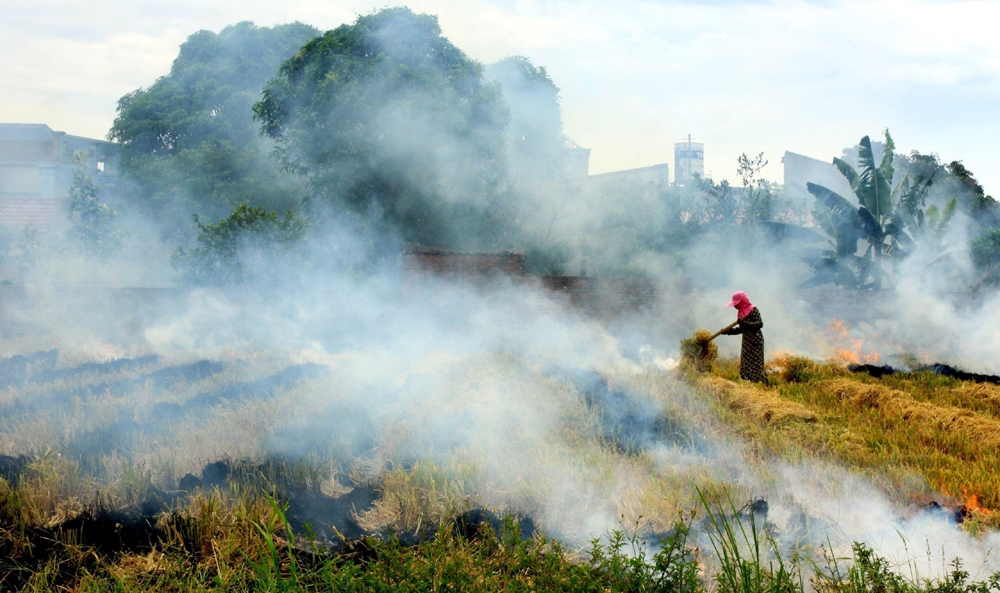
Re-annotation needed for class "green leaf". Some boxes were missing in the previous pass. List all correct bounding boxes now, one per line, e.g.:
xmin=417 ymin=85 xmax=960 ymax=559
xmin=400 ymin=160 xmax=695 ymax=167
xmin=759 ymin=222 xmax=825 ymax=243
xmin=925 ymin=204 xmax=940 ymax=228
xmin=856 ymin=136 xmax=893 ymax=220
xmin=857 ymin=207 xmax=884 ymax=242
xmin=833 ymin=157 xmax=861 ymax=191
xmin=939 ymin=198 xmax=957 ymax=231
xmin=890 ymin=170 xmax=909 ymax=205
xmin=879 ymin=129 xmax=895 ymax=182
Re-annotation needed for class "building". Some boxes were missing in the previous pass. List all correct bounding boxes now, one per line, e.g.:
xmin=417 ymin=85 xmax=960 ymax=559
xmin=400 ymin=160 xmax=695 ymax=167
xmin=587 ymin=163 xmax=669 ymax=185
xmin=562 ymin=135 xmax=591 ymax=179
xmin=781 ymin=150 xmax=853 ymax=203
xmin=673 ymin=136 xmax=704 ymax=185
xmin=0 ymin=123 xmax=120 ymax=231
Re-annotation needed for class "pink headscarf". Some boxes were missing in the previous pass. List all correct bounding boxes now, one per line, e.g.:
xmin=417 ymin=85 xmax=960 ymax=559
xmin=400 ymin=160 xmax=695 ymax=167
xmin=727 ymin=291 xmax=755 ymax=319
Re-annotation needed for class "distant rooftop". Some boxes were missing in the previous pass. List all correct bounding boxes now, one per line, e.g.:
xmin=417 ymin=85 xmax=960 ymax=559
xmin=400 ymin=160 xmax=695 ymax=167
xmin=0 ymin=123 xmax=61 ymax=143
xmin=0 ymin=196 xmax=64 ymax=230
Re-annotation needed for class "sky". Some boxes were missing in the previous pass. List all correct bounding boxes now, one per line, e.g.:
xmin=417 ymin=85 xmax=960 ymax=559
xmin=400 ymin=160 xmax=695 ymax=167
xmin=2 ymin=0 xmax=999 ymax=191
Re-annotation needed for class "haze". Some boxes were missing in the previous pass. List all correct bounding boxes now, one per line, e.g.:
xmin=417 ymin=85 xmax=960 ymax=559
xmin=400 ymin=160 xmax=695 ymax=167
xmin=2 ymin=0 xmax=998 ymax=189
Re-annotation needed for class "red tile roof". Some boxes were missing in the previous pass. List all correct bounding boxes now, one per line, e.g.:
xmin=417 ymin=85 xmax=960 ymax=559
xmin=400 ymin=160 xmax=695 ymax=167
xmin=0 ymin=196 xmax=65 ymax=230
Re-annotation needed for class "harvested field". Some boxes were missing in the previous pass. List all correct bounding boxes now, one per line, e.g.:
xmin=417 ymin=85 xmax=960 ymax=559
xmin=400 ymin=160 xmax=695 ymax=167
xmin=699 ymin=357 xmax=1000 ymax=526
xmin=699 ymin=376 xmax=818 ymax=425
xmin=2 ymin=342 xmax=1000 ymax=590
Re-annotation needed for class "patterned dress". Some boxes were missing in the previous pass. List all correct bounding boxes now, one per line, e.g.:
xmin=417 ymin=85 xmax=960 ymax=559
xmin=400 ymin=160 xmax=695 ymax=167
xmin=725 ymin=307 xmax=765 ymax=383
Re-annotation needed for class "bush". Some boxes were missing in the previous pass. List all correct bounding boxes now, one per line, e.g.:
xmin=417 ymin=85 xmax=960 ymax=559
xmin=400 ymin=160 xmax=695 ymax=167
xmin=171 ymin=204 xmax=307 ymax=286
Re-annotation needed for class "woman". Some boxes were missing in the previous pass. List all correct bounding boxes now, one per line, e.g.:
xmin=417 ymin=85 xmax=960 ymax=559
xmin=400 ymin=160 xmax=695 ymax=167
xmin=722 ymin=291 xmax=765 ymax=383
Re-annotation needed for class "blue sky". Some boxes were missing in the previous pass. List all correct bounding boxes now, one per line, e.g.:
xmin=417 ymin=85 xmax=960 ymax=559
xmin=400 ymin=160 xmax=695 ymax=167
xmin=2 ymin=0 xmax=999 ymax=191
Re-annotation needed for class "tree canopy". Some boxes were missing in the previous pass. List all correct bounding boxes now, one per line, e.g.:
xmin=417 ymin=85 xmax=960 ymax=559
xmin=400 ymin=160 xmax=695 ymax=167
xmin=253 ymin=8 xmax=511 ymax=250
xmin=486 ymin=56 xmax=566 ymax=185
xmin=109 ymin=21 xmax=319 ymax=233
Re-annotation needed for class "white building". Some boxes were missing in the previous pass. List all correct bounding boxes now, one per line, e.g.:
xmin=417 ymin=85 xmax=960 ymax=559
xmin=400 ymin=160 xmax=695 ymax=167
xmin=673 ymin=136 xmax=704 ymax=185
xmin=0 ymin=123 xmax=120 ymax=231
xmin=781 ymin=150 xmax=853 ymax=204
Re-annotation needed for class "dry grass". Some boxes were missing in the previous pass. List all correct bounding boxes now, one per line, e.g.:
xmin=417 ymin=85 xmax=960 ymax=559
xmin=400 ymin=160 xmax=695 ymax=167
xmin=680 ymin=330 xmax=719 ymax=373
xmin=6 ymin=342 xmax=1000 ymax=588
xmin=687 ymin=356 xmax=1000 ymax=527
xmin=699 ymin=376 xmax=818 ymax=425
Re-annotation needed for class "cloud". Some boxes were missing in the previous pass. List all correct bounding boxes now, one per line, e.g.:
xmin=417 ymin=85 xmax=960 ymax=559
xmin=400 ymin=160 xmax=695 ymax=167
xmin=2 ymin=0 xmax=999 ymax=190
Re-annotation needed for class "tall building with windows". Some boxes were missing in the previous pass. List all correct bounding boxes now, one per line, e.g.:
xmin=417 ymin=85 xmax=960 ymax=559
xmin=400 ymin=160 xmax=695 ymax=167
xmin=673 ymin=136 xmax=704 ymax=185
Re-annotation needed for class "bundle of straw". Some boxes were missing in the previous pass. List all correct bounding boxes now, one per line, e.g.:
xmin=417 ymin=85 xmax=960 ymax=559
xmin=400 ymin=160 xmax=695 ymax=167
xmin=680 ymin=329 xmax=719 ymax=373
xmin=679 ymin=321 xmax=737 ymax=374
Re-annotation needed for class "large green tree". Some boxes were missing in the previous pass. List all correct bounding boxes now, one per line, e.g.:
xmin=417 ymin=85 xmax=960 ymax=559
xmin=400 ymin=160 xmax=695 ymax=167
xmin=109 ymin=21 xmax=318 ymax=236
xmin=253 ymin=8 xmax=511 ymax=250
xmin=486 ymin=56 xmax=566 ymax=185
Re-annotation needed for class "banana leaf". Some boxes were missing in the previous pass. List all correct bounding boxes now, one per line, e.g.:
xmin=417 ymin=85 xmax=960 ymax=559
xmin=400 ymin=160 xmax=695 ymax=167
xmin=807 ymin=183 xmax=858 ymax=225
xmin=891 ymin=170 xmax=910 ymax=207
xmin=800 ymin=252 xmax=866 ymax=289
xmin=833 ymin=157 xmax=861 ymax=191
xmin=857 ymin=207 xmax=885 ymax=242
xmin=760 ymin=222 xmax=825 ymax=243
xmin=857 ymin=136 xmax=893 ymax=221
xmin=939 ymin=198 xmax=957 ymax=232
xmin=800 ymin=247 xmax=838 ymax=264
xmin=834 ymin=224 xmax=861 ymax=257
xmin=879 ymin=129 xmax=895 ymax=183
xmin=926 ymin=204 xmax=940 ymax=228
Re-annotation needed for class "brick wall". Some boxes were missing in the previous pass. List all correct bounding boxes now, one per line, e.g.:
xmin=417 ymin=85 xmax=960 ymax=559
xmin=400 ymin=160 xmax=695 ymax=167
xmin=401 ymin=246 xmax=525 ymax=283
xmin=539 ymin=276 xmax=659 ymax=317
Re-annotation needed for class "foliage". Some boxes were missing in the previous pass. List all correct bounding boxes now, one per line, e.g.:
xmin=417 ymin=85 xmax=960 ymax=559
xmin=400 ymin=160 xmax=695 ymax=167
xmin=970 ymin=228 xmax=1000 ymax=289
xmin=171 ymin=203 xmax=307 ymax=286
xmin=946 ymin=161 xmax=1000 ymax=229
xmin=737 ymin=152 xmax=775 ymax=227
xmin=800 ymin=131 xmax=939 ymax=289
xmin=67 ymin=151 xmax=125 ymax=260
xmin=588 ymin=518 xmax=702 ymax=593
xmin=701 ymin=493 xmax=803 ymax=593
xmin=254 ymin=8 xmax=511 ymax=250
xmin=487 ymin=56 xmax=567 ymax=185
xmin=109 ymin=21 xmax=317 ymax=234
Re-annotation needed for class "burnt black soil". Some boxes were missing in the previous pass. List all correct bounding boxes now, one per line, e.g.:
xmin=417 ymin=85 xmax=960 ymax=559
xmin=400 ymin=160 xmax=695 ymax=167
xmin=0 ymin=454 xmax=28 ymax=483
xmin=549 ymin=367 xmax=696 ymax=454
xmin=173 ymin=363 xmax=326 ymax=412
xmin=452 ymin=508 xmax=536 ymax=542
xmin=0 ymin=359 xmax=227 ymax=420
xmin=925 ymin=363 xmax=1000 ymax=385
xmin=0 ymin=453 xmax=539 ymax=589
xmin=849 ymin=362 xmax=1000 ymax=384
xmin=0 ymin=503 xmax=170 ymax=590
xmin=175 ymin=458 xmax=378 ymax=544
xmin=0 ymin=349 xmax=59 ymax=388
xmin=849 ymin=364 xmax=896 ymax=378
xmin=27 ymin=354 xmax=161 ymax=385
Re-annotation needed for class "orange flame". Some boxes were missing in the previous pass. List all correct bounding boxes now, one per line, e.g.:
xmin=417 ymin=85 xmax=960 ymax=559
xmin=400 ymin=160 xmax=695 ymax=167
xmin=943 ymin=484 xmax=992 ymax=516
xmin=826 ymin=320 xmax=879 ymax=365
xmin=963 ymin=488 xmax=992 ymax=515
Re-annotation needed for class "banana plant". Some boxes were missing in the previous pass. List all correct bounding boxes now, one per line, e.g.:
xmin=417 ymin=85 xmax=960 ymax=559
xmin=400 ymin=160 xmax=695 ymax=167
xmin=801 ymin=130 xmax=931 ymax=289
